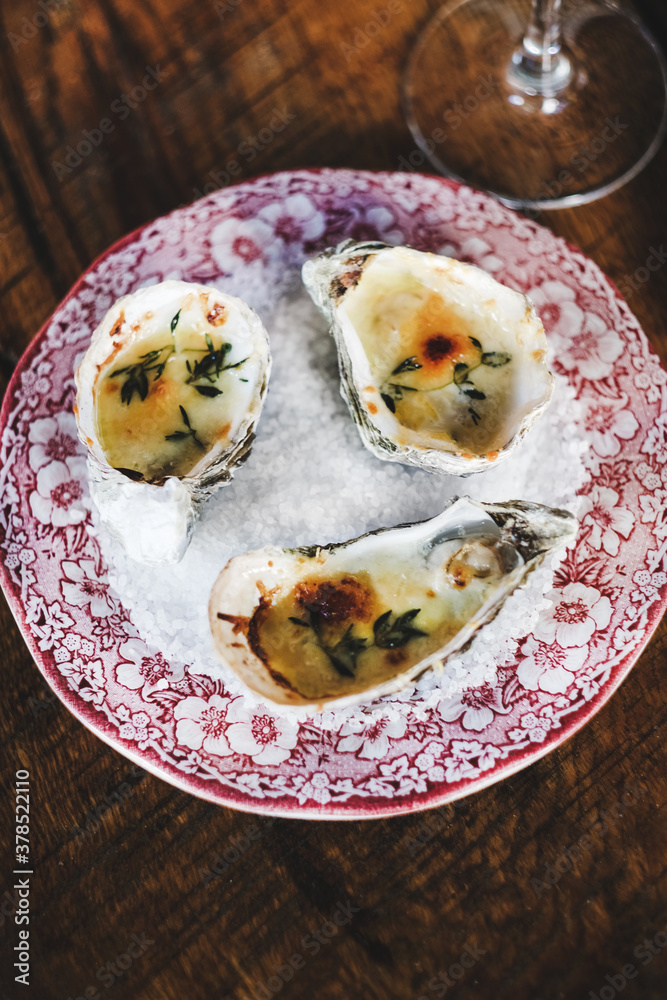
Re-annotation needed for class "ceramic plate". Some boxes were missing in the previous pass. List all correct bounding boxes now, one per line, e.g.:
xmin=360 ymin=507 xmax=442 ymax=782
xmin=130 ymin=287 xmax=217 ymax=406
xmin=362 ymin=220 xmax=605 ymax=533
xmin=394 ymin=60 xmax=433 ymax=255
xmin=2 ymin=168 xmax=666 ymax=819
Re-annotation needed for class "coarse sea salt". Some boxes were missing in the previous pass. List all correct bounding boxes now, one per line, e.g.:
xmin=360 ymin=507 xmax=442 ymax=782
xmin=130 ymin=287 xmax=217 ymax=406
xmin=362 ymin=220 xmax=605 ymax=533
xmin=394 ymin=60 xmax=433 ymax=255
xmin=97 ymin=277 xmax=589 ymax=722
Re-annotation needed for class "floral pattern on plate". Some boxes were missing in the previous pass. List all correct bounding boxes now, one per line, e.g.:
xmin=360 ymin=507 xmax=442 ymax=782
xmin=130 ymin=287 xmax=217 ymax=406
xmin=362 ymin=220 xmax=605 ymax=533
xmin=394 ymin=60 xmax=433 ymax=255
xmin=1 ymin=168 xmax=666 ymax=818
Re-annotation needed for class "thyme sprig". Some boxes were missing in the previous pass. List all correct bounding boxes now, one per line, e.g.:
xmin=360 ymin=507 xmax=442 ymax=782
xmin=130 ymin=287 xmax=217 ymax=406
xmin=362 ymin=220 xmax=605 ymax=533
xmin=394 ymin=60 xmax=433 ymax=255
xmin=289 ymin=606 xmax=427 ymax=678
xmin=185 ymin=334 xmax=248 ymax=397
xmin=165 ymin=405 xmax=206 ymax=450
xmin=109 ymin=345 xmax=175 ymax=406
xmin=392 ymin=355 xmax=422 ymax=376
xmin=382 ymin=337 xmax=510 ymax=426
xmin=373 ymin=609 xmax=428 ymax=648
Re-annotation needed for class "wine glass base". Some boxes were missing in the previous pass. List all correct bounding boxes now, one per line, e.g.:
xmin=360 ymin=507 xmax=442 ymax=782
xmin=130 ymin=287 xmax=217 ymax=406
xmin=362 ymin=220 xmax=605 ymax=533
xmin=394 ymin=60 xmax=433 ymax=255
xmin=403 ymin=0 xmax=667 ymax=209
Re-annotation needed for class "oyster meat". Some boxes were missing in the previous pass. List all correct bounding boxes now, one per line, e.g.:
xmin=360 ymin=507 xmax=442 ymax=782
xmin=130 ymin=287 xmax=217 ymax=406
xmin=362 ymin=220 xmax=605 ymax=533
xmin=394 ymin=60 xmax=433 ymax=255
xmin=75 ymin=279 xmax=271 ymax=564
xmin=209 ymin=498 xmax=577 ymax=710
xmin=302 ymin=241 xmax=554 ymax=475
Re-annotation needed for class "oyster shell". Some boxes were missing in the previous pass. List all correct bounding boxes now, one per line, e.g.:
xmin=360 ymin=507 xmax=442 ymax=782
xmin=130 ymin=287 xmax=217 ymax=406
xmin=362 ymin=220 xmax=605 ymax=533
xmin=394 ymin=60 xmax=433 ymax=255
xmin=209 ymin=497 xmax=576 ymax=710
xmin=302 ymin=241 xmax=554 ymax=475
xmin=75 ymin=279 xmax=271 ymax=564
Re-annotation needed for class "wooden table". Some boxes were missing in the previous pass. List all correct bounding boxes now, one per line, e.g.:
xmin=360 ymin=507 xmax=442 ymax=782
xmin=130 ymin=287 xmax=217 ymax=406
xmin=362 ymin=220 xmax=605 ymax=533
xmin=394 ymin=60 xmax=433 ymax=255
xmin=1 ymin=1 xmax=666 ymax=997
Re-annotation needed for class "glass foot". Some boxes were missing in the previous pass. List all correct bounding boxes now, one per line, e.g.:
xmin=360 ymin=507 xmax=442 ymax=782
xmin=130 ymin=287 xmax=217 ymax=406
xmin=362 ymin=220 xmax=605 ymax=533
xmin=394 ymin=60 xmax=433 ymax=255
xmin=403 ymin=0 xmax=667 ymax=208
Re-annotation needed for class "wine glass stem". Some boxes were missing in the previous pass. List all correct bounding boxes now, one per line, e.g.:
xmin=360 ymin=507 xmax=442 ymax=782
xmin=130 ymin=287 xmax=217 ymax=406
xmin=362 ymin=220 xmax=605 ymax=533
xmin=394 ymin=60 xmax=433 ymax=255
xmin=510 ymin=0 xmax=574 ymax=94
xmin=524 ymin=0 xmax=562 ymax=73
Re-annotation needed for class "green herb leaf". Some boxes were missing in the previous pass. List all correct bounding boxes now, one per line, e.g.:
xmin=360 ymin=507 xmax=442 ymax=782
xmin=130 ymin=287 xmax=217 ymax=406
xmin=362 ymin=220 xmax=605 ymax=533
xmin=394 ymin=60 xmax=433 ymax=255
xmin=469 ymin=336 xmax=482 ymax=350
xmin=185 ymin=338 xmax=234 ymax=385
xmin=463 ymin=387 xmax=486 ymax=400
xmin=165 ymin=406 xmax=206 ymax=449
xmin=381 ymin=392 xmax=396 ymax=414
xmin=109 ymin=345 xmax=174 ymax=405
xmin=323 ymin=625 xmax=368 ymax=678
xmin=195 ymin=385 xmax=223 ymax=397
xmin=119 ymin=369 xmax=149 ymax=406
xmin=468 ymin=407 xmax=481 ymax=425
xmin=225 ymin=356 xmax=250 ymax=371
xmin=453 ymin=363 xmax=471 ymax=386
xmin=481 ymin=351 xmax=511 ymax=367
xmin=392 ymin=356 xmax=422 ymax=376
xmin=170 ymin=309 xmax=181 ymax=333
xmin=289 ymin=617 xmax=311 ymax=628
xmin=373 ymin=608 xmax=428 ymax=649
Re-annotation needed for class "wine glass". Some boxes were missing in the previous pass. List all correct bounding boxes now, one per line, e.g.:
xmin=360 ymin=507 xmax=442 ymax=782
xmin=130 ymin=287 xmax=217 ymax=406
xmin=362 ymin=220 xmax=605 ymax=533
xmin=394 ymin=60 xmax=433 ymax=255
xmin=403 ymin=0 xmax=667 ymax=208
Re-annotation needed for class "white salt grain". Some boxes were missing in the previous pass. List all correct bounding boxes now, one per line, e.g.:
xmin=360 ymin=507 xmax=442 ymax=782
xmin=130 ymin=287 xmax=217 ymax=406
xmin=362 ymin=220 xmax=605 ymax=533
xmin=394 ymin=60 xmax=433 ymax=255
xmin=99 ymin=277 xmax=588 ymax=721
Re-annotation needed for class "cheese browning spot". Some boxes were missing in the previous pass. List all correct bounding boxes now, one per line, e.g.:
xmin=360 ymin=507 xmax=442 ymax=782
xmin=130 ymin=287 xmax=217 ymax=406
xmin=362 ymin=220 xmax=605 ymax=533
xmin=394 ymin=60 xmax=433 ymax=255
xmin=295 ymin=576 xmax=375 ymax=625
xmin=207 ymin=303 xmax=227 ymax=326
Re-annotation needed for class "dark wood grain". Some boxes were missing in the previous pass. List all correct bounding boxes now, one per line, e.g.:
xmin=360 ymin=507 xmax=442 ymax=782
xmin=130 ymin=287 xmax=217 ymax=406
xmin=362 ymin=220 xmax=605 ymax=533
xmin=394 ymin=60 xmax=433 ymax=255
xmin=1 ymin=1 xmax=666 ymax=998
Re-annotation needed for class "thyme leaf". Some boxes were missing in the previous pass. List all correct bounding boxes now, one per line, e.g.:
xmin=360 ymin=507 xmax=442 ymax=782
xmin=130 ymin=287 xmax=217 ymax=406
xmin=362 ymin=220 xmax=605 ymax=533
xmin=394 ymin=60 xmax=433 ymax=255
xmin=289 ymin=603 xmax=427 ymax=677
xmin=109 ymin=345 xmax=174 ymax=405
xmin=392 ymin=356 xmax=422 ymax=376
xmin=170 ymin=309 xmax=181 ymax=334
xmin=453 ymin=362 xmax=471 ymax=386
xmin=195 ymin=385 xmax=223 ymax=397
xmin=323 ymin=626 xmax=368 ymax=678
xmin=379 ymin=337 xmax=511 ymax=427
xmin=381 ymin=383 xmax=417 ymax=413
xmin=184 ymin=335 xmax=248 ymax=392
xmin=481 ymin=351 xmax=511 ymax=367
xmin=185 ymin=336 xmax=232 ymax=384
xmin=381 ymin=392 xmax=396 ymax=414
xmin=165 ymin=405 xmax=206 ymax=450
xmin=373 ymin=608 xmax=428 ymax=649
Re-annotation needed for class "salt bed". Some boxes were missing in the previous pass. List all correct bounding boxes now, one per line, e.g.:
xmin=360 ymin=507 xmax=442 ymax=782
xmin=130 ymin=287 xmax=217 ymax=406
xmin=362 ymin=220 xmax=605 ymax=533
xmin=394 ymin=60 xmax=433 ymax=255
xmin=95 ymin=279 xmax=589 ymax=722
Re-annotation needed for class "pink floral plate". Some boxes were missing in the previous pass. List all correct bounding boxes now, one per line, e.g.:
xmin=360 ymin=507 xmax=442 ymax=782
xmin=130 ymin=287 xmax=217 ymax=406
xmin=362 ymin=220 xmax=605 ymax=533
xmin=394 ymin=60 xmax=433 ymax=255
xmin=2 ymin=169 xmax=666 ymax=819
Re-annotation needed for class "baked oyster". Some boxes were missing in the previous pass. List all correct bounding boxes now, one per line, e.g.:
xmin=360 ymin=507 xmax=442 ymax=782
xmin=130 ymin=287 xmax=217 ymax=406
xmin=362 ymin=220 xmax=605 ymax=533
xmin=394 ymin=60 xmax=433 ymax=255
xmin=302 ymin=241 xmax=554 ymax=476
xmin=209 ymin=497 xmax=576 ymax=710
xmin=75 ymin=280 xmax=271 ymax=564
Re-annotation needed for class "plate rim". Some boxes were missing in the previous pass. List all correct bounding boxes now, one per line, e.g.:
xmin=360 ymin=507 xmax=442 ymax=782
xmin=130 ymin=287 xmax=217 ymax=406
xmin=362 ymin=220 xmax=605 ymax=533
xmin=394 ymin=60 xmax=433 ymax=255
xmin=1 ymin=166 xmax=664 ymax=819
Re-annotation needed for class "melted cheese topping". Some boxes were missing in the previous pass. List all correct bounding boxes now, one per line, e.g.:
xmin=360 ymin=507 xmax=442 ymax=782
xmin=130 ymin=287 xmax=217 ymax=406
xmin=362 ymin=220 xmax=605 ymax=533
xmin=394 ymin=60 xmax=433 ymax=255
xmin=343 ymin=259 xmax=543 ymax=456
xmin=93 ymin=291 xmax=263 ymax=481
xmin=250 ymin=538 xmax=514 ymax=701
